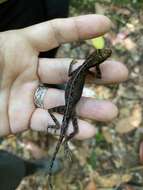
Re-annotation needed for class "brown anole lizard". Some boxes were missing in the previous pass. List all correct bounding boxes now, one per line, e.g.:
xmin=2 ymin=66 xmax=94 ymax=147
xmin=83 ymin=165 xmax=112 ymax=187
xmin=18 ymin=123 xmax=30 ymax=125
xmin=48 ymin=48 xmax=112 ymax=189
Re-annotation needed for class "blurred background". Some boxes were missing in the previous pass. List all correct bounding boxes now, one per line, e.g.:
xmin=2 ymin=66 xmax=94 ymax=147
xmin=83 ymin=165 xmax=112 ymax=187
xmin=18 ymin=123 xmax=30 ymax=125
xmin=1 ymin=0 xmax=143 ymax=189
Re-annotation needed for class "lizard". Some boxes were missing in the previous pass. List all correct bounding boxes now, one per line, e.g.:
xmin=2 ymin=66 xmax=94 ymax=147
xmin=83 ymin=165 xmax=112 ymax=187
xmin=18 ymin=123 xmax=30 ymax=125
xmin=47 ymin=48 xmax=112 ymax=189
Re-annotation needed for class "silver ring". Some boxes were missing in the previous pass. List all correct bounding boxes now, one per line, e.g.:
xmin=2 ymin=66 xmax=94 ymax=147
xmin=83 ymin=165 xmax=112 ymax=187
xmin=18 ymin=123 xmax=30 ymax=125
xmin=34 ymin=84 xmax=47 ymax=108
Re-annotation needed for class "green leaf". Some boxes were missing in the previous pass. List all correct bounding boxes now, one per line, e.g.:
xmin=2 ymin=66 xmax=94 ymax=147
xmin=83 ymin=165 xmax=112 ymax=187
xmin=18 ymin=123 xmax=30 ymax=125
xmin=88 ymin=150 xmax=97 ymax=169
xmin=91 ymin=36 xmax=105 ymax=49
xmin=95 ymin=132 xmax=105 ymax=143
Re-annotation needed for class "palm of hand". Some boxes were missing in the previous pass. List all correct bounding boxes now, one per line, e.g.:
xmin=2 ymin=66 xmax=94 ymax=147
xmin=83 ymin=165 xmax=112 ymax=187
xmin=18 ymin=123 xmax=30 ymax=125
xmin=0 ymin=31 xmax=39 ymax=135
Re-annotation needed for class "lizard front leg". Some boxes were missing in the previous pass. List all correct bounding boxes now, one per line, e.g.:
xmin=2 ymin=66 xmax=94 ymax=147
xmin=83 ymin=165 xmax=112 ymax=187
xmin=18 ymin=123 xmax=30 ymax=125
xmin=68 ymin=59 xmax=77 ymax=76
xmin=95 ymin=64 xmax=102 ymax=78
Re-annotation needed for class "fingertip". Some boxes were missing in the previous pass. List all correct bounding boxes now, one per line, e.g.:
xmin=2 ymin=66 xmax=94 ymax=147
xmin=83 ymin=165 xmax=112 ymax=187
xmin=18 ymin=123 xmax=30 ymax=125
xmin=98 ymin=61 xmax=129 ymax=84
xmin=74 ymin=121 xmax=97 ymax=140
xmin=118 ymin=61 xmax=129 ymax=81
xmin=94 ymin=101 xmax=118 ymax=122
xmin=77 ymin=98 xmax=118 ymax=122
xmin=106 ymin=102 xmax=118 ymax=120
xmin=95 ymin=14 xmax=112 ymax=33
xmin=74 ymin=14 xmax=112 ymax=40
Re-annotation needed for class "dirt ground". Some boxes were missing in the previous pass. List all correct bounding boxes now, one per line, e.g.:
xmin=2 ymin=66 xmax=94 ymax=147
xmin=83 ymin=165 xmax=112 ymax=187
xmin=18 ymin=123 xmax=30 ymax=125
xmin=1 ymin=1 xmax=143 ymax=190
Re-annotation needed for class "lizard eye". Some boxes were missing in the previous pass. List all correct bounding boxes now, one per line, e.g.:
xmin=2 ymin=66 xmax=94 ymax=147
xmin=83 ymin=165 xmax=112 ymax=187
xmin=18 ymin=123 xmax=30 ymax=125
xmin=103 ymin=48 xmax=112 ymax=57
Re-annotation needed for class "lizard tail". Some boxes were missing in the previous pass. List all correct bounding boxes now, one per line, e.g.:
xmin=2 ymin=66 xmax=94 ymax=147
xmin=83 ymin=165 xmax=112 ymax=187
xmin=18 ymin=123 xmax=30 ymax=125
xmin=48 ymin=134 xmax=65 ymax=190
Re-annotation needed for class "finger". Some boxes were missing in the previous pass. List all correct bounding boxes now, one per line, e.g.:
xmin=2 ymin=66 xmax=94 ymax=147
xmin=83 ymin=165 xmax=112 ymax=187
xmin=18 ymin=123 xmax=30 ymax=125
xmin=38 ymin=58 xmax=128 ymax=84
xmin=40 ymin=88 xmax=118 ymax=122
xmin=21 ymin=14 xmax=111 ymax=51
xmin=77 ymin=97 xmax=118 ymax=121
xmin=30 ymin=109 xmax=96 ymax=140
xmin=95 ymin=60 xmax=129 ymax=84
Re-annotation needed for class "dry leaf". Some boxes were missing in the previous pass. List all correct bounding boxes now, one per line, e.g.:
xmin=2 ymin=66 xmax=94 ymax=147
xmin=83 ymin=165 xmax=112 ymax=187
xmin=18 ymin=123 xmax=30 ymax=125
xmin=116 ymin=117 xmax=134 ymax=134
xmin=116 ymin=104 xmax=142 ymax=134
xmin=24 ymin=141 xmax=47 ymax=159
xmin=85 ymin=181 xmax=96 ymax=190
xmin=93 ymin=172 xmax=132 ymax=187
xmin=95 ymin=3 xmax=106 ymax=14
xmin=102 ymin=128 xmax=113 ymax=143
xmin=130 ymin=104 xmax=142 ymax=127
xmin=124 ymin=185 xmax=135 ymax=190
xmin=124 ymin=38 xmax=136 ymax=50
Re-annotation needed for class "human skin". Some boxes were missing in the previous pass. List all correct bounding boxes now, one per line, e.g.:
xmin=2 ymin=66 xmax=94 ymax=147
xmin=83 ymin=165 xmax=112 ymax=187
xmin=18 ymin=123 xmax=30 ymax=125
xmin=0 ymin=14 xmax=128 ymax=138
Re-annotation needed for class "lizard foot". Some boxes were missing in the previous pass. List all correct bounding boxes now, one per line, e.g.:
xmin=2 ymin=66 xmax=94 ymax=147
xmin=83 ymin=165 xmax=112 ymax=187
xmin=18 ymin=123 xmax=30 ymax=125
xmin=48 ymin=125 xmax=60 ymax=135
xmin=63 ymin=141 xmax=73 ymax=161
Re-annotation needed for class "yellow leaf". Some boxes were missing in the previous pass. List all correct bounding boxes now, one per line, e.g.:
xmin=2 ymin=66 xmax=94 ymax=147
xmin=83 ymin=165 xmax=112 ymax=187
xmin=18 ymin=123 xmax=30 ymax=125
xmin=91 ymin=36 xmax=105 ymax=49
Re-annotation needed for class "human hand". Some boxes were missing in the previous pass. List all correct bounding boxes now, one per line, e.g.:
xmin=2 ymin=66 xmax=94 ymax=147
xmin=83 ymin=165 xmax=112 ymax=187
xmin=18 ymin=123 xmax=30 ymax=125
xmin=0 ymin=14 xmax=128 ymax=138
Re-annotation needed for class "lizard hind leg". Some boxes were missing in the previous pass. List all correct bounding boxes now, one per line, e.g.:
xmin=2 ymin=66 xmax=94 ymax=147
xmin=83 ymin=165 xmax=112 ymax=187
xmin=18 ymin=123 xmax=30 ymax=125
xmin=63 ymin=141 xmax=73 ymax=161
xmin=48 ymin=106 xmax=65 ymax=134
xmin=64 ymin=115 xmax=79 ymax=142
xmin=63 ymin=115 xmax=79 ymax=161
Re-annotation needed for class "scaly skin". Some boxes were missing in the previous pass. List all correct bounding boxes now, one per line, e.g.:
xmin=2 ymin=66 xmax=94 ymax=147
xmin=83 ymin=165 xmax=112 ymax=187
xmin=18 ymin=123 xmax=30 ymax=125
xmin=48 ymin=48 xmax=112 ymax=189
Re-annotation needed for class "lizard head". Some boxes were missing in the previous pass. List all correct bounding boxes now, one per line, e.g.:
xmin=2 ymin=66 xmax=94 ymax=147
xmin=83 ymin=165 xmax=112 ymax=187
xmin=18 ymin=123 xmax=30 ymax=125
xmin=86 ymin=48 xmax=112 ymax=68
xmin=99 ymin=48 xmax=112 ymax=60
